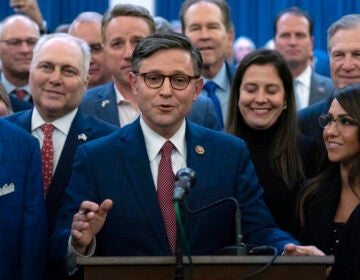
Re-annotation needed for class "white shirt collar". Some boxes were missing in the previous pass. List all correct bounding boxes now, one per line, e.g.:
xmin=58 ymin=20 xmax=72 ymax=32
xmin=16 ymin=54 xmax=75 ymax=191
xmin=1 ymin=72 xmax=31 ymax=94
xmin=31 ymin=107 xmax=78 ymax=135
xmin=295 ymin=65 xmax=312 ymax=88
xmin=202 ymin=63 xmax=228 ymax=91
xmin=140 ymin=116 xmax=186 ymax=162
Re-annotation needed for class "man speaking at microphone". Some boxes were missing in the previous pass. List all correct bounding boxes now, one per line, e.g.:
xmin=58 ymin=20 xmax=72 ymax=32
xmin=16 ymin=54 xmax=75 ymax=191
xmin=50 ymin=32 xmax=324 ymax=273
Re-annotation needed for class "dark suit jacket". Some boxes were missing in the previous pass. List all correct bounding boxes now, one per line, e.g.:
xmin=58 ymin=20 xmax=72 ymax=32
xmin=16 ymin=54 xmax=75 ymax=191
xmin=0 ymin=118 xmax=47 ymax=280
xmin=50 ymin=118 xmax=298 ymax=260
xmin=9 ymin=95 xmax=33 ymax=112
xmin=5 ymin=109 xmax=118 ymax=235
xmin=80 ymin=81 xmax=221 ymax=130
xmin=308 ymin=72 xmax=334 ymax=105
xmin=297 ymin=95 xmax=334 ymax=140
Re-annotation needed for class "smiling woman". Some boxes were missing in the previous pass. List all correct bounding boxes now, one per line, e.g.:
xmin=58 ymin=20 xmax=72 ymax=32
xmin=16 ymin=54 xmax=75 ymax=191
xmin=226 ymin=48 xmax=321 ymax=233
xmin=297 ymin=84 xmax=360 ymax=260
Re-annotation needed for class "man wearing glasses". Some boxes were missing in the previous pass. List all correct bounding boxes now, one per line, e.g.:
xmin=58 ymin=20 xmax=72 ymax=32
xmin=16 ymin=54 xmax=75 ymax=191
xmin=51 ymin=33 xmax=324 ymax=275
xmin=80 ymin=4 xmax=220 ymax=130
xmin=0 ymin=14 xmax=39 ymax=111
xmin=68 ymin=12 xmax=112 ymax=89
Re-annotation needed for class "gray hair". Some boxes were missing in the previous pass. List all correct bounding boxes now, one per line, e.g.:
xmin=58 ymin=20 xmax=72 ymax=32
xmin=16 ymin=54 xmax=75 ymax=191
xmin=327 ymin=14 xmax=360 ymax=51
xmin=31 ymin=33 xmax=90 ymax=77
xmin=68 ymin=11 xmax=103 ymax=34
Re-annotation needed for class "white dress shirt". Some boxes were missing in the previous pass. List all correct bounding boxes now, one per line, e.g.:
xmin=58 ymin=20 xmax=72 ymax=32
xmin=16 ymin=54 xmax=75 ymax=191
xmin=141 ymin=116 xmax=187 ymax=187
xmin=31 ymin=107 xmax=78 ymax=172
xmin=294 ymin=65 xmax=311 ymax=110
xmin=114 ymin=85 xmax=140 ymax=127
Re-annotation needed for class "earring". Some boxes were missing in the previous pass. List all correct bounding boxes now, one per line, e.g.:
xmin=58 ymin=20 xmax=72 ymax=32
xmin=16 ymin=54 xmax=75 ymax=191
xmin=283 ymin=104 xmax=287 ymax=110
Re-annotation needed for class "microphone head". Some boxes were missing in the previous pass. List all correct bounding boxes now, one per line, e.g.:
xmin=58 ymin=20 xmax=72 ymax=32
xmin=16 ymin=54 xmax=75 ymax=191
xmin=175 ymin=167 xmax=197 ymax=187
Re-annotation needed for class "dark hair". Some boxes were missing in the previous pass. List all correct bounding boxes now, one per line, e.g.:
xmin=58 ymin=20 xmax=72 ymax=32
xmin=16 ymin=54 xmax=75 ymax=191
xmin=131 ymin=32 xmax=202 ymax=77
xmin=101 ymin=4 xmax=155 ymax=43
xmin=333 ymin=84 xmax=360 ymax=186
xmin=298 ymin=84 xmax=360 ymax=227
xmin=179 ymin=0 xmax=233 ymax=32
xmin=226 ymin=48 xmax=304 ymax=186
xmin=273 ymin=6 xmax=314 ymax=36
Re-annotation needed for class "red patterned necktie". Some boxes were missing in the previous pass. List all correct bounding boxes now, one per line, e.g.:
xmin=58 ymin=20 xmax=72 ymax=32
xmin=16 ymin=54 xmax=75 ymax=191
xmin=14 ymin=89 xmax=28 ymax=100
xmin=157 ymin=140 xmax=176 ymax=254
xmin=41 ymin=124 xmax=54 ymax=196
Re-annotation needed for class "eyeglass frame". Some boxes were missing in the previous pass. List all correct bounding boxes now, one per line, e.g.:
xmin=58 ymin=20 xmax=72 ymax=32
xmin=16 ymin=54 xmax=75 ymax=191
xmin=135 ymin=72 xmax=200 ymax=90
xmin=318 ymin=113 xmax=359 ymax=129
xmin=0 ymin=37 xmax=39 ymax=48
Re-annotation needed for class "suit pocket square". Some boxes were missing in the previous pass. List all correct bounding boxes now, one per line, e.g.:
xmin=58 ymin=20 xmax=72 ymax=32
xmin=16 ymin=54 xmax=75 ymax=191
xmin=0 ymin=183 xmax=15 ymax=196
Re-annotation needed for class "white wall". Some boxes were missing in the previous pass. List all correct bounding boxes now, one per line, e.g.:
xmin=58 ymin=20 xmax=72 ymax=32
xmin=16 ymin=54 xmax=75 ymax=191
xmin=109 ymin=0 xmax=155 ymax=15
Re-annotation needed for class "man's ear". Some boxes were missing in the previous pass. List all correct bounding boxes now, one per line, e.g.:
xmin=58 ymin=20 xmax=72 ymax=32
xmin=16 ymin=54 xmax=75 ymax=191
xmin=193 ymin=78 xmax=204 ymax=101
xmin=128 ymin=72 xmax=138 ymax=96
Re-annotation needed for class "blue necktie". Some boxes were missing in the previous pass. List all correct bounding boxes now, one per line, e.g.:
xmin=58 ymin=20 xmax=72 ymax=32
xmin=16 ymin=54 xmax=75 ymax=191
xmin=203 ymin=81 xmax=224 ymax=129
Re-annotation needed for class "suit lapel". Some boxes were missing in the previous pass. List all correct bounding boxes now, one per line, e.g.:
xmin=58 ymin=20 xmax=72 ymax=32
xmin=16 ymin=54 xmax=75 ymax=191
xmin=46 ymin=112 xmax=92 ymax=211
xmin=94 ymin=82 xmax=120 ymax=126
xmin=120 ymin=120 xmax=172 ymax=253
xmin=183 ymin=122 xmax=213 ymax=239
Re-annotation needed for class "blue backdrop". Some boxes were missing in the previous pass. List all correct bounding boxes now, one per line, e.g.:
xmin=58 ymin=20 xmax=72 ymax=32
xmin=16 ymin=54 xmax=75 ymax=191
xmin=155 ymin=0 xmax=360 ymax=51
xmin=0 ymin=0 xmax=108 ymax=32
xmin=0 ymin=0 xmax=359 ymax=52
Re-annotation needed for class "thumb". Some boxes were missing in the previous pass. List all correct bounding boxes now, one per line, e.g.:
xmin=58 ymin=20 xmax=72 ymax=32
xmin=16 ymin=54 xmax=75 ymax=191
xmin=97 ymin=199 xmax=113 ymax=218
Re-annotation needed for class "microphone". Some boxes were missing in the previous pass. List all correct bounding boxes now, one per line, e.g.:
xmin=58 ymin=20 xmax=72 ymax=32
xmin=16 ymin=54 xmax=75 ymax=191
xmin=173 ymin=167 xmax=197 ymax=201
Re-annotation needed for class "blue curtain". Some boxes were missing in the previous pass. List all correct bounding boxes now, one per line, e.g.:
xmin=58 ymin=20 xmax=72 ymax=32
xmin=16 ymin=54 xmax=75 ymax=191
xmin=155 ymin=0 xmax=360 ymax=51
xmin=0 ymin=0 xmax=108 ymax=32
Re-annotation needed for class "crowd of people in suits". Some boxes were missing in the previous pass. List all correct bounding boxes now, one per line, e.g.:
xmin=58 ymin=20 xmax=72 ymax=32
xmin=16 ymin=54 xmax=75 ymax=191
xmin=0 ymin=0 xmax=360 ymax=279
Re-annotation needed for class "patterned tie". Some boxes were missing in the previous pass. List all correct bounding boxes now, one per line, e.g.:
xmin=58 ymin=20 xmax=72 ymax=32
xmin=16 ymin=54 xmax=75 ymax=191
xmin=14 ymin=89 xmax=28 ymax=100
xmin=41 ymin=124 xmax=54 ymax=196
xmin=204 ymin=81 xmax=224 ymax=129
xmin=157 ymin=141 xmax=176 ymax=254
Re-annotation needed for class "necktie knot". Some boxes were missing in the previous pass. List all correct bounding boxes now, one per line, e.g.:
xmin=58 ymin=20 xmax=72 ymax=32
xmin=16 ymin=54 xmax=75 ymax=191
xmin=41 ymin=123 xmax=54 ymax=137
xmin=203 ymin=81 xmax=224 ymax=129
xmin=204 ymin=81 xmax=217 ymax=94
xmin=160 ymin=140 xmax=174 ymax=160
xmin=13 ymin=89 xmax=28 ymax=100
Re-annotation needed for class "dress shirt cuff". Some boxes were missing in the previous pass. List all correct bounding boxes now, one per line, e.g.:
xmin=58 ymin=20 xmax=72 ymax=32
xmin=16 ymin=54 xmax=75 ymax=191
xmin=65 ymin=236 xmax=96 ymax=275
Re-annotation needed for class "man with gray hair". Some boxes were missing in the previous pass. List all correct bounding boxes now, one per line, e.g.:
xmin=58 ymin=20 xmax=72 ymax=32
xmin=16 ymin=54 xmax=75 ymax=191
xmin=68 ymin=11 xmax=112 ymax=88
xmin=298 ymin=14 xmax=360 ymax=140
xmin=5 ymin=32 xmax=117 ymax=279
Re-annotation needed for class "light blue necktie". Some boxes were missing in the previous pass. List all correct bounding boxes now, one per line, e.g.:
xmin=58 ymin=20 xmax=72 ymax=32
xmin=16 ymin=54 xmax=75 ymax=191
xmin=204 ymin=81 xmax=224 ymax=129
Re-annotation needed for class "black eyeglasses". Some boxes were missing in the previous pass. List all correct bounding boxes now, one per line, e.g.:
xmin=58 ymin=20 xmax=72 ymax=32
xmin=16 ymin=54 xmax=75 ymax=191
xmin=0 ymin=37 xmax=38 ymax=48
xmin=136 ymin=72 xmax=200 ymax=90
xmin=319 ymin=114 xmax=359 ymax=129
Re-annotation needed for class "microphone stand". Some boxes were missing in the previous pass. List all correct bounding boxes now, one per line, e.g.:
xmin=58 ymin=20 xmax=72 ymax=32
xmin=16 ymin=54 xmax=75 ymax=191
xmin=185 ymin=197 xmax=247 ymax=256
xmin=174 ymin=199 xmax=185 ymax=280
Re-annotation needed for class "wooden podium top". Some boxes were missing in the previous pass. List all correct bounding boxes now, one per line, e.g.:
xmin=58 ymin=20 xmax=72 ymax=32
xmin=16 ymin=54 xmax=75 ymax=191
xmin=78 ymin=255 xmax=334 ymax=280
xmin=77 ymin=255 xmax=334 ymax=265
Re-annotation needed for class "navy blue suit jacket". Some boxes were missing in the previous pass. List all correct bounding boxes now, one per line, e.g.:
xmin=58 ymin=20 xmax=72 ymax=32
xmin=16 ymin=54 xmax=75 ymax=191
xmin=0 ymin=118 xmax=47 ymax=280
xmin=297 ymin=95 xmax=334 ymax=140
xmin=51 ymin=119 xmax=298 ymax=259
xmin=80 ymin=81 xmax=221 ymax=130
xmin=5 ymin=109 xmax=118 ymax=234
